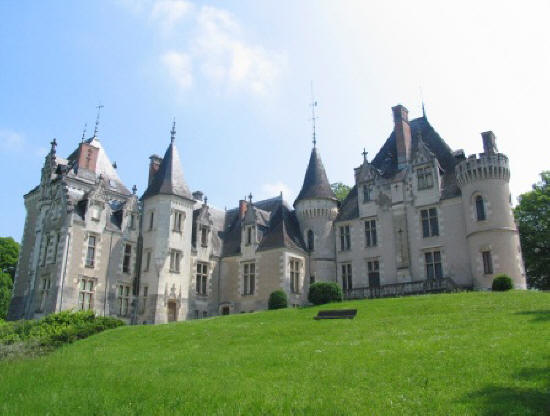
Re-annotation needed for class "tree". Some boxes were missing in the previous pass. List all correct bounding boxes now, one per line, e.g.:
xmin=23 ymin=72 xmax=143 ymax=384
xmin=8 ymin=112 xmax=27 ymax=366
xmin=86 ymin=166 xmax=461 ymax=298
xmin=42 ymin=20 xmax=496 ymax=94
xmin=0 ymin=272 xmax=13 ymax=320
xmin=331 ymin=182 xmax=351 ymax=202
xmin=514 ymin=171 xmax=550 ymax=290
xmin=0 ymin=236 xmax=20 ymax=281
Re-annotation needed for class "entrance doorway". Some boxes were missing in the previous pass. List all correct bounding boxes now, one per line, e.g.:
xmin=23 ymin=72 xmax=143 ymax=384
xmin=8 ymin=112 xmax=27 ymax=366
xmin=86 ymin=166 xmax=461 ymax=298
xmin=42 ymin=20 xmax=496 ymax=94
xmin=167 ymin=301 xmax=177 ymax=322
xmin=221 ymin=306 xmax=230 ymax=315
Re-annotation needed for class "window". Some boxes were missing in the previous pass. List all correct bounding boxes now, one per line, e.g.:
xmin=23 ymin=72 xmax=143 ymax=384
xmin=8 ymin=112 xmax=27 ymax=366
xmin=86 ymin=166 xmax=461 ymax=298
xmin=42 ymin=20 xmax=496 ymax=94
xmin=123 ymin=244 xmax=132 ymax=273
xmin=476 ymin=196 xmax=486 ymax=221
xmin=342 ymin=263 xmax=352 ymax=291
xmin=307 ymin=230 xmax=314 ymax=251
xmin=78 ymin=278 xmax=95 ymax=310
xmin=53 ymin=233 xmax=60 ymax=262
xmin=363 ymin=183 xmax=372 ymax=202
xmin=368 ymin=260 xmax=380 ymax=288
xmin=170 ymin=250 xmax=181 ymax=273
xmin=128 ymin=213 xmax=136 ymax=230
xmin=246 ymin=226 xmax=252 ymax=245
xmin=149 ymin=211 xmax=154 ymax=231
xmin=243 ymin=262 xmax=256 ymax=295
xmin=425 ymin=250 xmax=443 ymax=280
xmin=417 ymin=166 xmax=434 ymax=190
xmin=85 ymin=235 xmax=96 ymax=268
xmin=365 ymin=220 xmax=377 ymax=247
xmin=37 ymin=278 xmax=51 ymax=312
xmin=196 ymin=263 xmax=208 ymax=295
xmin=173 ymin=211 xmax=184 ymax=232
xmin=42 ymin=236 xmax=51 ymax=266
xmin=139 ymin=286 xmax=148 ymax=314
xmin=194 ymin=310 xmax=199 ymax=319
xmin=201 ymin=227 xmax=208 ymax=247
xmin=144 ymin=251 xmax=151 ymax=272
xmin=340 ymin=225 xmax=351 ymax=251
xmin=421 ymin=208 xmax=439 ymax=238
xmin=290 ymin=258 xmax=301 ymax=294
xmin=482 ymin=251 xmax=493 ymax=274
xmin=117 ymin=284 xmax=131 ymax=317
xmin=310 ymin=275 xmax=315 ymax=284
xmin=202 ymin=311 xmax=207 ymax=319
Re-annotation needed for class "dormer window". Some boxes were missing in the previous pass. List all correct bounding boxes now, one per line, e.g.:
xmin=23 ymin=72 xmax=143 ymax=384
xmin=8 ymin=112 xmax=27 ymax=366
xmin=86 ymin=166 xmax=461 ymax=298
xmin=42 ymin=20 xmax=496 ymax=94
xmin=362 ymin=184 xmax=372 ymax=202
xmin=246 ymin=226 xmax=253 ymax=245
xmin=417 ymin=166 xmax=434 ymax=190
xmin=90 ymin=206 xmax=101 ymax=221
xmin=201 ymin=226 xmax=208 ymax=247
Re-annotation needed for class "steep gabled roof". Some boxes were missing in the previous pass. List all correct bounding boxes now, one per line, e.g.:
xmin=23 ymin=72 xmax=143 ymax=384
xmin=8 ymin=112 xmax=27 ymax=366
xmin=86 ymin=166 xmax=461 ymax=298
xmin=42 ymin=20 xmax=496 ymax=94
xmin=142 ymin=140 xmax=192 ymax=200
xmin=294 ymin=147 xmax=336 ymax=205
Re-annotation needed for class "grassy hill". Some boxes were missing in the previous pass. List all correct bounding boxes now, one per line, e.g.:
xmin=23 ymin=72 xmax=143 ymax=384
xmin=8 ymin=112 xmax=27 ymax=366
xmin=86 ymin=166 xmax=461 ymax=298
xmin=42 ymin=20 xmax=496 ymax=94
xmin=0 ymin=291 xmax=548 ymax=415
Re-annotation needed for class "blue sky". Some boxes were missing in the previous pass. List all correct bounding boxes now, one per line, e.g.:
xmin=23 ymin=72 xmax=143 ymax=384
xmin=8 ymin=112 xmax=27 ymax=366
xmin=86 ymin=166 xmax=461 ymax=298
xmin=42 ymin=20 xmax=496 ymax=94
xmin=1 ymin=0 xmax=549 ymax=242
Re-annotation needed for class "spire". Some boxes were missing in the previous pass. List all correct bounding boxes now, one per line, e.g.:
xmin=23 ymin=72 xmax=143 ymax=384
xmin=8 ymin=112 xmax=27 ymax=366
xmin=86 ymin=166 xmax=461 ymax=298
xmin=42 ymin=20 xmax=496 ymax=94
xmin=294 ymin=147 xmax=336 ymax=206
xmin=170 ymin=118 xmax=176 ymax=143
xmin=362 ymin=148 xmax=368 ymax=163
xmin=141 ymin=122 xmax=192 ymax=200
xmin=422 ymin=100 xmax=427 ymax=119
xmin=93 ymin=104 xmax=104 ymax=137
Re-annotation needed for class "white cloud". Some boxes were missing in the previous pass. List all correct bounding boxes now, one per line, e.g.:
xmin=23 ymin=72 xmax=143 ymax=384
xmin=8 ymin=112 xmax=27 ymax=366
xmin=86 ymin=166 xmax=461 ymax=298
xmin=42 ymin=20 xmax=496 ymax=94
xmin=259 ymin=181 xmax=294 ymax=202
xmin=162 ymin=51 xmax=193 ymax=89
xmin=0 ymin=130 xmax=24 ymax=151
xmin=151 ymin=0 xmax=192 ymax=31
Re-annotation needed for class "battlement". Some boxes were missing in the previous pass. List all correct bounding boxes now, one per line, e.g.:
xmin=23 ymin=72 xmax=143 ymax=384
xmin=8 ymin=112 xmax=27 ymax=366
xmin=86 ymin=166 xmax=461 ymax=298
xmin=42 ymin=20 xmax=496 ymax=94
xmin=456 ymin=152 xmax=510 ymax=187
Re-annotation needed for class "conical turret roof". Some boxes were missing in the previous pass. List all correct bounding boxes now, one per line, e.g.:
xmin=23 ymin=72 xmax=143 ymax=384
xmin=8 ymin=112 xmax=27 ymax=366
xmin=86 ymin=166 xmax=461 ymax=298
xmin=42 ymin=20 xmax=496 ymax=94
xmin=294 ymin=147 xmax=336 ymax=205
xmin=142 ymin=139 xmax=192 ymax=200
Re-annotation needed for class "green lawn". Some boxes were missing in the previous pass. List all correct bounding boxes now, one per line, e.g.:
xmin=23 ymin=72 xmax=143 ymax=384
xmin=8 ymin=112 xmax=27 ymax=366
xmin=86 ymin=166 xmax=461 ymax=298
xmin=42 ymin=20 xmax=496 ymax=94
xmin=0 ymin=291 xmax=548 ymax=415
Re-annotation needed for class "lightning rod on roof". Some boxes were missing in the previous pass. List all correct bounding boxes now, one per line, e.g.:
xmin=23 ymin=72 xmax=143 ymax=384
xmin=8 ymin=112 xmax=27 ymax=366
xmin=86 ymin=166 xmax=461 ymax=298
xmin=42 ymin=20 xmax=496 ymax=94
xmin=93 ymin=104 xmax=104 ymax=137
xmin=170 ymin=118 xmax=176 ymax=143
xmin=310 ymin=81 xmax=318 ymax=148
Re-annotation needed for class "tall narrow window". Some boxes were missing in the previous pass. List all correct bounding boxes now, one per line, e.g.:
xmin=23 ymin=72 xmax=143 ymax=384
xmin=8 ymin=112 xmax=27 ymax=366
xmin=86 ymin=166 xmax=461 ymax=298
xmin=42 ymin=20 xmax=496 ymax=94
xmin=482 ymin=251 xmax=493 ymax=274
xmin=128 ymin=213 xmax=135 ymax=230
xmin=144 ymin=251 xmax=151 ymax=272
xmin=417 ymin=166 xmax=434 ymax=190
xmin=307 ymin=230 xmax=314 ymax=251
xmin=117 ymin=284 xmax=131 ymax=317
xmin=37 ymin=278 xmax=51 ymax=312
xmin=476 ymin=196 xmax=486 ymax=221
xmin=139 ymin=286 xmax=148 ymax=314
xmin=201 ymin=227 xmax=208 ymax=247
xmin=53 ymin=233 xmax=60 ymax=263
xmin=85 ymin=235 xmax=96 ymax=268
xmin=78 ymin=278 xmax=95 ymax=310
xmin=365 ymin=220 xmax=377 ymax=247
xmin=149 ymin=211 xmax=154 ymax=231
xmin=342 ymin=263 xmax=352 ymax=291
xmin=170 ymin=250 xmax=181 ymax=273
xmin=363 ymin=184 xmax=372 ymax=202
xmin=173 ymin=211 xmax=184 ymax=232
xmin=421 ymin=208 xmax=439 ymax=237
xmin=425 ymin=250 xmax=443 ymax=280
xmin=243 ymin=263 xmax=256 ymax=295
xmin=42 ymin=236 xmax=51 ymax=266
xmin=246 ymin=227 xmax=252 ymax=245
xmin=367 ymin=260 xmax=380 ymax=288
xmin=340 ymin=225 xmax=351 ymax=251
xmin=290 ymin=258 xmax=301 ymax=294
xmin=123 ymin=244 xmax=132 ymax=273
xmin=196 ymin=263 xmax=208 ymax=295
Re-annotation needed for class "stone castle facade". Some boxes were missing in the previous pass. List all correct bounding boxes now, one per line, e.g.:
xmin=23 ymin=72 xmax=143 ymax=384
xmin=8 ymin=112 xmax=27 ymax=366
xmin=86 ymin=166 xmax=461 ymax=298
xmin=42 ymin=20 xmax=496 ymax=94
xmin=8 ymin=104 xmax=526 ymax=323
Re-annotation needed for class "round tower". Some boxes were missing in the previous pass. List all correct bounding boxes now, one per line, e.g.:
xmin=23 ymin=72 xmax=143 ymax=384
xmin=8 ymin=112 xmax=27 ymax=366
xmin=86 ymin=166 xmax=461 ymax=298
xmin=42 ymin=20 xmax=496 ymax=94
xmin=456 ymin=131 xmax=526 ymax=289
xmin=294 ymin=147 xmax=338 ymax=284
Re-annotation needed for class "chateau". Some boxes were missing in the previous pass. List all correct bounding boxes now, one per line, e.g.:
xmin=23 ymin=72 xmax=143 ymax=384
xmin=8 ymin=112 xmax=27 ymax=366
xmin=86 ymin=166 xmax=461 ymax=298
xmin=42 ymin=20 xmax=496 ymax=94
xmin=8 ymin=104 xmax=526 ymax=323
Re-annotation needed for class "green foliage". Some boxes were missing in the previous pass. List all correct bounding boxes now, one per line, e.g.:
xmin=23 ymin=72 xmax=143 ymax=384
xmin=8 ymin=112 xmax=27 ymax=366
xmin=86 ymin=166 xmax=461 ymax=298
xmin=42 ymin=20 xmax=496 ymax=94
xmin=331 ymin=182 xmax=351 ymax=202
xmin=268 ymin=290 xmax=288 ymax=310
xmin=0 ymin=237 xmax=19 ymax=280
xmin=514 ymin=171 xmax=550 ymax=290
xmin=0 ymin=310 xmax=124 ymax=359
xmin=0 ymin=272 xmax=13 ymax=320
xmin=308 ymin=282 xmax=343 ymax=305
xmin=492 ymin=274 xmax=513 ymax=291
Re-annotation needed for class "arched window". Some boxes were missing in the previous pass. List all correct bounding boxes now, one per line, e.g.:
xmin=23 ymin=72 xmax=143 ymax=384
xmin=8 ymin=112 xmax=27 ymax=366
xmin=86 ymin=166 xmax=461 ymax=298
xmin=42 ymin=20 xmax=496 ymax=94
xmin=307 ymin=230 xmax=314 ymax=251
xmin=476 ymin=195 xmax=486 ymax=221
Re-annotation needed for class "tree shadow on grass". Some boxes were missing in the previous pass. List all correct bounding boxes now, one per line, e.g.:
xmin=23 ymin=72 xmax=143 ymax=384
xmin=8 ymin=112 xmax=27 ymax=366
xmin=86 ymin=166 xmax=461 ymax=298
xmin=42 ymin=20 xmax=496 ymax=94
xmin=461 ymin=366 xmax=550 ymax=415
xmin=515 ymin=310 xmax=550 ymax=322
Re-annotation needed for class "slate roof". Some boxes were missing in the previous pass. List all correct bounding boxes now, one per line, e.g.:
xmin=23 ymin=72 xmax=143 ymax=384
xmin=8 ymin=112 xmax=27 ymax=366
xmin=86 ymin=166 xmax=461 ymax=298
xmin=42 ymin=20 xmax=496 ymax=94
xmin=142 ymin=140 xmax=192 ymax=200
xmin=294 ymin=147 xmax=336 ymax=205
xmin=221 ymin=196 xmax=306 ymax=257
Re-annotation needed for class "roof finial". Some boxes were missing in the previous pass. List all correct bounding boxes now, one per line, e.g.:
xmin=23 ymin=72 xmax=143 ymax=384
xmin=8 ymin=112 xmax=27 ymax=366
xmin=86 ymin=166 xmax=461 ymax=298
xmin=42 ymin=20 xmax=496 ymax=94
xmin=362 ymin=148 xmax=368 ymax=163
xmin=170 ymin=118 xmax=176 ymax=143
xmin=50 ymin=138 xmax=57 ymax=154
xmin=420 ymin=86 xmax=427 ymax=119
xmin=81 ymin=123 xmax=87 ymax=142
xmin=310 ymin=81 xmax=318 ymax=148
xmin=93 ymin=104 xmax=104 ymax=137
xmin=132 ymin=185 xmax=137 ymax=195
xmin=204 ymin=195 xmax=208 ymax=205
xmin=248 ymin=192 xmax=253 ymax=203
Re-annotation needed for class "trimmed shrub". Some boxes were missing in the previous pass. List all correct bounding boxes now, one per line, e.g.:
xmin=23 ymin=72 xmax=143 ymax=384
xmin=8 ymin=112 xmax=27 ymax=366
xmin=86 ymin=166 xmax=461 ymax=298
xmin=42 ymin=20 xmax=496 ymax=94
xmin=268 ymin=290 xmax=288 ymax=310
xmin=492 ymin=274 xmax=514 ymax=291
xmin=308 ymin=282 xmax=343 ymax=305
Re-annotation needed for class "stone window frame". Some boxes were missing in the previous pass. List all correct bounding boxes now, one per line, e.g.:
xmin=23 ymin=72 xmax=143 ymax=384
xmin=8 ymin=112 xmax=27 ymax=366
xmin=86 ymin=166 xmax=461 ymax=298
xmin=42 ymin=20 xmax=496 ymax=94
xmin=362 ymin=182 xmax=373 ymax=203
xmin=482 ymin=250 xmax=493 ymax=275
xmin=122 ymin=243 xmax=132 ymax=274
xmin=366 ymin=258 xmax=381 ymax=288
xmin=117 ymin=283 xmax=131 ymax=317
xmin=420 ymin=207 xmax=439 ymax=238
xmin=42 ymin=235 xmax=51 ymax=267
xmin=173 ymin=210 xmax=185 ymax=233
xmin=85 ymin=234 xmax=98 ymax=268
xmin=143 ymin=250 xmax=152 ymax=272
xmin=289 ymin=257 xmax=302 ymax=294
xmin=169 ymin=249 xmax=182 ymax=273
xmin=424 ymin=249 xmax=443 ymax=280
xmin=341 ymin=262 xmax=353 ymax=291
xmin=364 ymin=218 xmax=377 ymax=248
xmin=196 ymin=262 xmax=208 ymax=296
xmin=148 ymin=210 xmax=155 ymax=231
xmin=242 ymin=262 xmax=256 ymax=296
xmin=339 ymin=225 xmax=351 ymax=251
xmin=474 ymin=194 xmax=487 ymax=222
xmin=200 ymin=225 xmax=209 ymax=247
xmin=306 ymin=229 xmax=315 ymax=251
xmin=416 ymin=165 xmax=435 ymax=190
xmin=139 ymin=285 xmax=148 ymax=315
xmin=37 ymin=277 xmax=51 ymax=313
xmin=78 ymin=276 xmax=96 ymax=311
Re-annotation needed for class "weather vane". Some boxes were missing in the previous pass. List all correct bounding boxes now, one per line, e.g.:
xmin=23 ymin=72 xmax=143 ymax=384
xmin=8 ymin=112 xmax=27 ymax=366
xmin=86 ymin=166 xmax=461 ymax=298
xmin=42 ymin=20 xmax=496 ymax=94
xmin=93 ymin=104 xmax=104 ymax=137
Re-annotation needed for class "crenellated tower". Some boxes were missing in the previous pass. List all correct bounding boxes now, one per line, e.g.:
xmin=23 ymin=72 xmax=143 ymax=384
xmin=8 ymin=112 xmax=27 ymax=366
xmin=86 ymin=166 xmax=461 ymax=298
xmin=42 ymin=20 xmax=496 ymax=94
xmin=456 ymin=131 xmax=526 ymax=289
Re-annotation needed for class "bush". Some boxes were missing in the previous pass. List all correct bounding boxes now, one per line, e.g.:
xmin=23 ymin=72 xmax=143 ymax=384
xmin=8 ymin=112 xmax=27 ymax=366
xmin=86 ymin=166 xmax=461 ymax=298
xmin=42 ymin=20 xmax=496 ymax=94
xmin=308 ymin=282 xmax=343 ymax=305
xmin=268 ymin=290 xmax=288 ymax=310
xmin=492 ymin=274 xmax=514 ymax=291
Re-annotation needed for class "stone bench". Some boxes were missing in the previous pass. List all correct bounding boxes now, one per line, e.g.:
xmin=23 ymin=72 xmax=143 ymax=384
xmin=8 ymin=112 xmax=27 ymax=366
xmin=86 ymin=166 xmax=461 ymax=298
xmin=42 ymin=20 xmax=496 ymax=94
xmin=314 ymin=309 xmax=357 ymax=320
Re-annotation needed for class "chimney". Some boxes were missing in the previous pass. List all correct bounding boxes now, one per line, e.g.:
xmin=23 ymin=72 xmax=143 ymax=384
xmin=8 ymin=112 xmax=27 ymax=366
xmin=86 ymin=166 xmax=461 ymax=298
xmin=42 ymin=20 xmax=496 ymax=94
xmin=239 ymin=200 xmax=248 ymax=220
xmin=481 ymin=131 xmax=498 ymax=154
xmin=148 ymin=154 xmax=163 ymax=185
xmin=192 ymin=191 xmax=204 ymax=201
xmin=77 ymin=142 xmax=99 ymax=173
xmin=392 ymin=105 xmax=412 ymax=169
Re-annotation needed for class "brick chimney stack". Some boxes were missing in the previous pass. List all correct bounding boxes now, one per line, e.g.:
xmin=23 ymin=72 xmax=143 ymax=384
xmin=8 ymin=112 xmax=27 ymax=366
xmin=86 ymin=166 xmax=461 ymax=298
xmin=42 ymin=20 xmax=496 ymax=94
xmin=148 ymin=154 xmax=163 ymax=185
xmin=392 ymin=105 xmax=412 ymax=169
xmin=239 ymin=200 xmax=248 ymax=220
xmin=481 ymin=131 xmax=498 ymax=154
xmin=77 ymin=142 xmax=99 ymax=173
